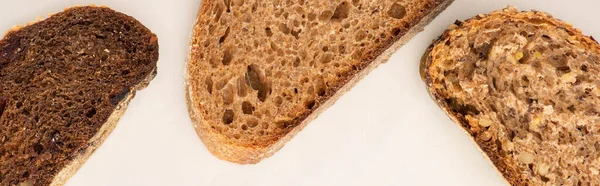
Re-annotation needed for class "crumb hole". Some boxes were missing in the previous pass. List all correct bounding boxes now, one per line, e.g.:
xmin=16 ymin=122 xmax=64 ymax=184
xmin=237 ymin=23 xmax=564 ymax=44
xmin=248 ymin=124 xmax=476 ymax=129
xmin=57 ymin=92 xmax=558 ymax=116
xmin=265 ymin=27 xmax=273 ymax=37
xmin=320 ymin=53 xmax=333 ymax=63
xmin=319 ymin=10 xmax=334 ymax=22
xmin=222 ymin=85 xmax=235 ymax=105
xmin=219 ymin=27 xmax=230 ymax=44
xmin=283 ymin=12 xmax=289 ymax=19
xmin=233 ymin=0 xmax=244 ymax=6
xmin=581 ymin=65 xmax=588 ymax=72
xmin=388 ymin=3 xmax=406 ymax=19
xmin=224 ymin=0 xmax=231 ymax=12
xmin=242 ymin=101 xmax=255 ymax=115
xmin=222 ymin=48 xmax=234 ymax=65
xmin=241 ymin=125 xmax=248 ymax=130
xmin=540 ymin=176 xmax=550 ymax=182
xmin=291 ymin=29 xmax=302 ymax=39
xmin=392 ymin=27 xmax=401 ymax=36
xmin=237 ymin=77 xmax=248 ymax=97
xmin=308 ymin=13 xmax=317 ymax=21
xmin=315 ymin=77 xmax=326 ymax=96
xmin=577 ymin=126 xmax=588 ymax=135
xmin=293 ymin=57 xmax=301 ymax=67
xmin=305 ymin=99 xmax=316 ymax=110
xmin=568 ymin=105 xmax=577 ymax=113
xmin=215 ymin=79 xmax=227 ymax=90
xmin=33 ymin=143 xmax=44 ymax=154
xmin=275 ymin=96 xmax=283 ymax=106
xmin=331 ymin=2 xmax=351 ymax=22
xmin=248 ymin=118 xmax=259 ymax=128
xmin=246 ymin=64 xmax=271 ymax=102
xmin=251 ymin=2 xmax=258 ymax=12
xmin=205 ymin=77 xmax=214 ymax=94
xmin=342 ymin=22 xmax=350 ymax=29
xmin=278 ymin=23 xmax=290 ymax=34
xmin=86 ymin=108 xmax=97 ymax=118
xmin=223 ymin=109 xmax=234 ymax=124
xmin=214 ymin=4 xmax=224 ymax=21
xmin=508 ymin=130 xmax=516 ymax=141
xmin=521 ymin=76 xmax=529 ymax=87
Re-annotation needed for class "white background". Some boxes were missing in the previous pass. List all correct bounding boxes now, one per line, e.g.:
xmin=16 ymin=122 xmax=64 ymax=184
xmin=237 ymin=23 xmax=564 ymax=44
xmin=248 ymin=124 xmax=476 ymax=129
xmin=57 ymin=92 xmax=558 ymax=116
xmin=1 ymin=0 xmax=598 ymax=186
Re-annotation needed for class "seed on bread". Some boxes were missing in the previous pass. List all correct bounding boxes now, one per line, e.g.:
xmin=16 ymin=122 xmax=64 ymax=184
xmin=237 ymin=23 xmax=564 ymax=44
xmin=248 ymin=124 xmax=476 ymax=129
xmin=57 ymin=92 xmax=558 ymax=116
xmin=423 ymin=6 xmax=600 ymax=185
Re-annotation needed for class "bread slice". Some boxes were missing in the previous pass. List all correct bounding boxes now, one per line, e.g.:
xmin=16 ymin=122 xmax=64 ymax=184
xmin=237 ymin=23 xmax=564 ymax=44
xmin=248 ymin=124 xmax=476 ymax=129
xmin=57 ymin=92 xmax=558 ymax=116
xmin=0 ymin=6 xmax=158 ymax=186
xmin=422 ymin=6 xmax=600 ymax=186
xmin=186 ymin=0 xmax=453 ymax=164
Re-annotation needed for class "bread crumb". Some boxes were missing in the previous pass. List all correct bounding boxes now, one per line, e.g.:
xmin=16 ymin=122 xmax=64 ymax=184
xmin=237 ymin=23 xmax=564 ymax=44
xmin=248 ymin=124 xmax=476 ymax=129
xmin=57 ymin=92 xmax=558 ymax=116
xmin=479 ymin=118 xmax=492 ymax=127
xmin=534 ymin=51 xmax=542 ymax=58
xmin=590 ymin=168 xmax=599 ymax=175
xmin=562 ymin=72 xmax=577 ymax=83
xmin=514 ymin=51 xmax=524 ymax=61
xmin=519 ymin=152 xmax=535 ymax=164
xmin=530 ymin=116 xmax=541 ymax=132
xmin=537 ymin=163 xmax=550 ymax=175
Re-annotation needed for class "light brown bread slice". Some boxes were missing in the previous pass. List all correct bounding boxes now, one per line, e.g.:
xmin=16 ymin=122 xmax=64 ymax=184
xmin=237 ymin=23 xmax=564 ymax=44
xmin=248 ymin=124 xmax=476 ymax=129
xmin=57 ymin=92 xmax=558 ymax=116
xmin=0 ymin=6 xmax=159 ymax=186
xmin=422 ymin=6 xmax=600 ymax=186
xmin=186 ymin=0 xmax=453 ymax=164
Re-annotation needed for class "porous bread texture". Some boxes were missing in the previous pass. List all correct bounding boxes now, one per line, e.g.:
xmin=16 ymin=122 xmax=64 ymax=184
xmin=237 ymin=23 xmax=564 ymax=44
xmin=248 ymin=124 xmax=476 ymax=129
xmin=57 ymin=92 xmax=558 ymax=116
xmin=187 ymin=0 xmax=453 ymax=163
xmin=423 ymin=6 xmax=600 ymax=186
xmin=0 ymin=6 xmax=158 ymax=186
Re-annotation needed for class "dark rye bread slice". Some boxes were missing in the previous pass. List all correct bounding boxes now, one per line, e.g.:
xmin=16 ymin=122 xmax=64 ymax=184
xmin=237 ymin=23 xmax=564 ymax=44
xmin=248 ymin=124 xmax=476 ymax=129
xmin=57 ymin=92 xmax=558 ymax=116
xmin=187 ymin=0 xmax=453 ymax=164
xmin=0 ymin=6 xmax=158 ymax=186
xmin=422 ymin=6 xmax=600 ymax=186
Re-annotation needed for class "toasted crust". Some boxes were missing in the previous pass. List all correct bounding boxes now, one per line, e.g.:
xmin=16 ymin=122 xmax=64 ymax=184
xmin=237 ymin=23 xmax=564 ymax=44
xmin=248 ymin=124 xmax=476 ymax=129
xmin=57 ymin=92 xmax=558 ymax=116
xmin=187 ymin=0 xmax=454 ymax=164
xmin=422 ymin=6 xmax=600 ymax=186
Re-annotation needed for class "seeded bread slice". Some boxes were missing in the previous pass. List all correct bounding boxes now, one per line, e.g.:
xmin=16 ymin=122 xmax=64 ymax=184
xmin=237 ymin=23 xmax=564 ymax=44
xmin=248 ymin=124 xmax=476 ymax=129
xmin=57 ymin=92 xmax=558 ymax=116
xmin=0 ymin=6 xmax=159 ymax=186
xmin=422 ymin=6 xmax=600 ymax=186
xmin=186 ymin=0 xmax=453 ymax=164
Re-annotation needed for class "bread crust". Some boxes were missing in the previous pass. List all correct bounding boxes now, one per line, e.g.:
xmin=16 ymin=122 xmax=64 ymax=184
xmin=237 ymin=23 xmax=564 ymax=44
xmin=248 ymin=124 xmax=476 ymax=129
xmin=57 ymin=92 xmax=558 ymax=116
xmin=421 ymin=6 xmax=600 ymax=186
xmin=187 ymin=0 xmax=454 ymax=164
